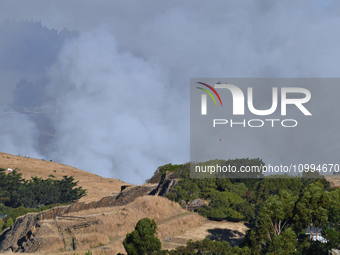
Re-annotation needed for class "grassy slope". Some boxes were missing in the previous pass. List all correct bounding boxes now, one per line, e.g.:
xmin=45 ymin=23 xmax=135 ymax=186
xmin=30 ymin=196 xmax=205 ymax=255
xmin=29 ymin=195 xmax=248 ymax=255
xmin=0 ymin=152 xmax=129 ymax=203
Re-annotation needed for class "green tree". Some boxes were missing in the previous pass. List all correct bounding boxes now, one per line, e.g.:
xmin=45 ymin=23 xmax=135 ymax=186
xmin=294 ymin=182 xmax=330 ymax=240
xmin=301 ymin=170 xmax=330 ymax=190
xmin=0 ymin=168 xmax=86 ymax=208
xmin=216 ymin=179 xmax=248 ymax=197
xmin=176 ymin=238 xmax=232 ymax=254
xmin=257 ymin=190 xmax=297 ymax=241
xmin=244 ymin=189 xmax=298 ymax=254
xmin=0 ymin=168 xmax=24 ymax=199
xmin=198 ymin=191 xmax=244 ymax=221
xmin=193 ymin=178 xmax=217 ymax=198
xmin=166 ymin=179 xmax=199 ymax=208
xmin=4 ymin=217 xmax=13 ymax=228
xmin=123 ymin=218 xmax=161 ymax=255
xmin=27 ymin=177 xmax=61 ymax=206
xmin=266 ymin=228 xmax=297 ymax=255
xmin=253 ymin=177 xmax=301 ymax=204
xmin=321 ymin=187 xmax=340 ymax=251
xmin=58 ymin=176 xmax=86 ymax=203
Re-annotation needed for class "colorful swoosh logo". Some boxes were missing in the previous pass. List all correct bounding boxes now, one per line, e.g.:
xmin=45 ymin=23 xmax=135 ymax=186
xmin=196 ymin=82 xmax=223 ymax=106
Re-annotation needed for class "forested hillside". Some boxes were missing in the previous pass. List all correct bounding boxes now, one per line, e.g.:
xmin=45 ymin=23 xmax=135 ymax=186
xmin=146 ymin=159 xmax=340 ymax=255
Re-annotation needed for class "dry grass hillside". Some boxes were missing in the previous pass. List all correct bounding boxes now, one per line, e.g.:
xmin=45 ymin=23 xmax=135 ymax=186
xmin=3 ymin=152 xmax=335 ymax=254
xmin=28 ymin=196 xmax=206 ymax=255
xmin=0 ymin=152 xmax=129 ymax=203
xmin=25 ymin=195 xmax=248 ymax=255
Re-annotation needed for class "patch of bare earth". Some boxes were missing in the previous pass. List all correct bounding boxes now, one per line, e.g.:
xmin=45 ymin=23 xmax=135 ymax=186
xmin=161 ymin=220 xmax=249 ymax=250
xmin=0 ymin=152 xmax=129 ymax=203
xmin=325 ymin=175 xmax=340 ymax=188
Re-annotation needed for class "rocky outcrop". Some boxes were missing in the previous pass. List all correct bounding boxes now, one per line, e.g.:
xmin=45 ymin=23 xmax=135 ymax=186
xmin=181 ymin=199 xmax=205 ymax=212
xmin=150 ymin=171 xmax=179 ymax=196
xmin=0 ymin=213 xmax=42 ymax=252
xmin=95 ymin=185 xmax=156 ymax=208
xmin=0 ymin=207 xmax=68 ymax=252
xmin=183 ymin=199 xmax=203 ymax=207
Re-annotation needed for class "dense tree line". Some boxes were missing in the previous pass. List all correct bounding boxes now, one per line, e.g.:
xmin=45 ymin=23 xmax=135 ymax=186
xmin=0 ymin=168 xmax=86 ymax=209
xmin=244 ymin=181 xmax=340 ymax=254
xmin=145 ymin=159 xmax=340 ymax=254
xmin=0 ymin=168 xmax=86 ymax=232
xmin=151 ymin=159 xmax=264 ymax=221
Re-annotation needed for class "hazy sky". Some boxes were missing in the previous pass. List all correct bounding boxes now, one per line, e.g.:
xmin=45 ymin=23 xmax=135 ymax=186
xmin=0 ymin=1 xmax=340 ymax=184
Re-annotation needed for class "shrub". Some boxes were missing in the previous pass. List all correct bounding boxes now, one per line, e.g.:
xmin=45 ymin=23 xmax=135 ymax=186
xmin=5 ymin=217 xmax=13 ymax=228
xmin=123 ymin=218 xmax=161 ymax=255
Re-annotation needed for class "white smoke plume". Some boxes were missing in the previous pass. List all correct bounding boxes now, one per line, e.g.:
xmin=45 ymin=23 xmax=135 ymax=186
xmin=45 ymin=29 xmax=187 ymax=183
xmin=0 ymin=1 xmax=340 ymax=183
xmin=0 ymin=105 xmax=42 ymax=159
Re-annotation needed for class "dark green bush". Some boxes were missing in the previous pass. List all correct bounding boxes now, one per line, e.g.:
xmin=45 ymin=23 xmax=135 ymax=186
xmin=123 ymin=218 xmax=161 ymax=255
xmin=0 ymin=168 xmax=86 ymax=208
